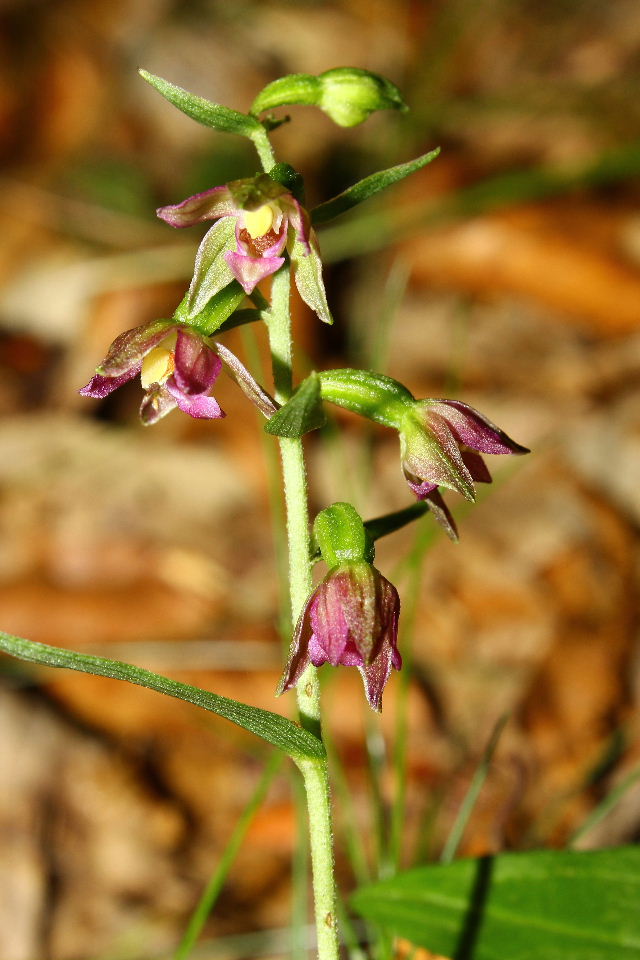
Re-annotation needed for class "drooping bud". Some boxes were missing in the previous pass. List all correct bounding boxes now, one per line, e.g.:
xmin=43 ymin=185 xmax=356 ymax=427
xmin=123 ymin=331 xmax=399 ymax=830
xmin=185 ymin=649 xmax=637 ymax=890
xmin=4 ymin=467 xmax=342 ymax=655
xmin=251 ymin=68 xmax=408 ymax=128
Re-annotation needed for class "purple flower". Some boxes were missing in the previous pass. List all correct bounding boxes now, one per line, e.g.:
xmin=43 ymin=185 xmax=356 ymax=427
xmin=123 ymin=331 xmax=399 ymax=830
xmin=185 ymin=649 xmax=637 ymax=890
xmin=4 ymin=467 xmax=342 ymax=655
xmin=400 ymin=399 xmax=529 ymax=538
xmin=79 ymin=318 xmax=225 ymax=425
xmin=278 ymin=562 xmax=401 ymax=712
xmin=157 ymin=173 xmax=332 ymax=324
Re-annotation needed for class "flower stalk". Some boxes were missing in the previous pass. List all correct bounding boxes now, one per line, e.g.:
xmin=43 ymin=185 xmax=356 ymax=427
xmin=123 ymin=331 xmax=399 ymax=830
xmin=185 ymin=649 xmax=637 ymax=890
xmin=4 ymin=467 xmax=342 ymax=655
xmin=265 ymin=215 xmax=339 ymax=958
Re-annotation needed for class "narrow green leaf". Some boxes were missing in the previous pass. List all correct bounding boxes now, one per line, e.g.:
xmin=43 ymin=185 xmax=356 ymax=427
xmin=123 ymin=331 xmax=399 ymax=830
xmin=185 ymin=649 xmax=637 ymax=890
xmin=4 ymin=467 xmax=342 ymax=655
xmin=264 ymin=372 xmax=326 ymax=438
xmin=352 ymin=847 xmax=640 ymax=960
xmin=0 ymin=631 xmax=325 ymax=761
xmin=139 ymin=69 xmax=260 ymax=137
xmin=312 ymin=148 xmax=440 ymax=226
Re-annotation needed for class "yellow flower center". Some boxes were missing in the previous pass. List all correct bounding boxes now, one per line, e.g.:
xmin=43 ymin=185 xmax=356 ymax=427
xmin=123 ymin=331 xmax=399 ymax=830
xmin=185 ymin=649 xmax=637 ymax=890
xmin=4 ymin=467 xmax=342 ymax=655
xmin=140 ymin=334 xmax=177 ymax=388
xmin=242 ymin=203 xmax=275 ymax=239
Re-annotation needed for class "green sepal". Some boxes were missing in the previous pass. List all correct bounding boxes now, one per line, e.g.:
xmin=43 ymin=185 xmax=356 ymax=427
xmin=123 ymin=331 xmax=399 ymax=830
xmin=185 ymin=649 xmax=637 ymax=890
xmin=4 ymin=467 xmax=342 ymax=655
xmin=227 ymin=172 xmax=287 ymax=210
xmin=319 ymin=368 xmax=414 ymax=428
xmin=174 ymin=281 xmax=247 ymax=336
xmin=0 ymin=631 xmax=325 ymax=761
xmin=251 ymin=68 xmax=407 ymax=129
xmin=139 ymin=69 xmax=261 ymax=138
xmin=312 ymin=148 xmax=441 ymax=226
xmin=187 ymin=217 xmax=237 ymax=316
xmin=264 ymin=373 xmax=326 ymax=438
xmin=313 ymin=502 xmax=374 ymax=567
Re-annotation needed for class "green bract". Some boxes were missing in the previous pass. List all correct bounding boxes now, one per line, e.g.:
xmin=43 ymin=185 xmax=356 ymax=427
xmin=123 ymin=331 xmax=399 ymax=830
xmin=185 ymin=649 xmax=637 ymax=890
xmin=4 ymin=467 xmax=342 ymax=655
xmin=314 ymin=502 xmax=375 ymax=568
xmin=251 ymin=67 xmax=407 ymax=128
xmin=319 ymin=368 xmax=414 ymax=428
xmin=139 ymin=69 xmax=261 ymax=137
xmin=264 ymin=373 xmax=326 ymax=437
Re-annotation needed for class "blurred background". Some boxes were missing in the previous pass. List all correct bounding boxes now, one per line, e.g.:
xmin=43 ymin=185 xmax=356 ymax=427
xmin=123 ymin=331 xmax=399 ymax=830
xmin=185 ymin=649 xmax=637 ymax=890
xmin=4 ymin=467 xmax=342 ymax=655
xmin=1 ymin=0 xmax=639 ymax=957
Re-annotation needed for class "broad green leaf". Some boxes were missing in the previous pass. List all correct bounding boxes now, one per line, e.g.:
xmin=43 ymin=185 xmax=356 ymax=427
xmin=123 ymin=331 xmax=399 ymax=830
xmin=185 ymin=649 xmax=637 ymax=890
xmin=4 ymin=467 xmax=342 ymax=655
xmin=264 ymin=373 xmax=326 ymax=438
xmin=351 ymin=846 xmax=640 ymax=960
xmin=187 ymin=218 xmax=237 ymax=317
xmin=139 ymin=70 xmax=260 ymax=137
xmin=0 ymin=631 xmax=325 ymax=761
xmin=312 ymin=148 xmax=441 ymax=226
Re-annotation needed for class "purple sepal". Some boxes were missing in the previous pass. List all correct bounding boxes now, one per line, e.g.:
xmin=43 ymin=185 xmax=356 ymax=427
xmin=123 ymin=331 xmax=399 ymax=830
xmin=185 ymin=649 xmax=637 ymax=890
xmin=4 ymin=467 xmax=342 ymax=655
xmin=462 ymin=449 xmax=492 ymax=483
xmin=425 ymin=400 xmax=530 ymax=456
xmin=224 ymin=250 xmax=285 ymax=293
xmin=423 ymin=489 xmax=459 ymax=542
xmin=97 ymin=319 xmax=178 ymax=377
xmin=79 ymin=367 xmax=138 ymax=399
xmin=156 ymin=185 xmax=236 ymax=228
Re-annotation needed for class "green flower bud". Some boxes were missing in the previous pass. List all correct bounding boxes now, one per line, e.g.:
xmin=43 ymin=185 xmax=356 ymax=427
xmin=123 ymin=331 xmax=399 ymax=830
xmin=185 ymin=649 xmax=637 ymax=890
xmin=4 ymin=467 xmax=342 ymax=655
xmin=319 ymin=368 xmax=414 ymax=428
xmin=318 ymin=68 xmax=407 ymax=127
xmin=314 ymin=502 xmax=375 ymax=568
xmin=251 ymin=68 xmax=408 ymax=129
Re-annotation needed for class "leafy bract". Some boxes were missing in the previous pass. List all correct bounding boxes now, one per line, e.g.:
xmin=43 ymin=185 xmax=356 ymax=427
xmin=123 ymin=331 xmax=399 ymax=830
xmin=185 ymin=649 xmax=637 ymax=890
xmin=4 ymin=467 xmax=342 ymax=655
xmin=351 ymin=846 xmax=640 ymax=960
xmin=139 ymin=70 xmax=261 ymax=138
xmin=312 ymin=148 xmax=440 ymax=226
xmin=0 ymin=631 xmax=325 ymax=761
xmin=265 ymin=373 xmax=326 ymax=438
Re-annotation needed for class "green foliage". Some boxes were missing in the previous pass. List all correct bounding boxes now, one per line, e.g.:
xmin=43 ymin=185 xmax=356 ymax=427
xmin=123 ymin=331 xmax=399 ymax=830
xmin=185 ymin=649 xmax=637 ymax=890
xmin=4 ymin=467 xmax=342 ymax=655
xmin=351 ymin=846 xmax=640 ymax=960
xmin=264 ymin=372 xmax=326 ymax=437
xmin=0 ymin=632 xmax=325 ymax=762
xmin=139 ymin=69 xmax=261 ymax=137
xmin=312 ymin=148 xmax=441 ymax=226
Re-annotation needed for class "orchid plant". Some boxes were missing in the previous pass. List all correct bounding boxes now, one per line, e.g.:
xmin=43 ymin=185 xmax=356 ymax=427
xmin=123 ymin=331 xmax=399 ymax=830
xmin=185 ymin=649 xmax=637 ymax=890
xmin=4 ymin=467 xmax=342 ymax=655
xmin=1 ymin=67 xmax=540 ymax=959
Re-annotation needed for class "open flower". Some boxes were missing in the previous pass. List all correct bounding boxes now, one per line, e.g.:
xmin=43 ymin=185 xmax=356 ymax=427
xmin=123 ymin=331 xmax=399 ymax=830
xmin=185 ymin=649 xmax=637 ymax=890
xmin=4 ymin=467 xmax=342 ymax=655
xmin=400 ymin=399 xmax=529 ymax=538
xmin=278 ymin=561 xmax=401 ymax=711
xmin=157 ymin=173 xmax=332 ymax=323
xmin=79 ymin=318 xmax=224 ymax=425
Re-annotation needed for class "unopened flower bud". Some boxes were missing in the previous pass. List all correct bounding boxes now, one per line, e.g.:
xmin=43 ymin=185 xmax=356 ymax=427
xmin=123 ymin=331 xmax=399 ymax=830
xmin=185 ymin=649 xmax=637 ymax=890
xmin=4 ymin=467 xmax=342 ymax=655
xmin=319 ymin=368 xmax=414 ymax=427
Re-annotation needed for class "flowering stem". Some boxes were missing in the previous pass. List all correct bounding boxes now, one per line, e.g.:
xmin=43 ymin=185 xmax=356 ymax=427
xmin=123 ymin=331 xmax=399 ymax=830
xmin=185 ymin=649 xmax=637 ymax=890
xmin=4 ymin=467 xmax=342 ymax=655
xmin=266 ymin=263 xmax=339 ymax=959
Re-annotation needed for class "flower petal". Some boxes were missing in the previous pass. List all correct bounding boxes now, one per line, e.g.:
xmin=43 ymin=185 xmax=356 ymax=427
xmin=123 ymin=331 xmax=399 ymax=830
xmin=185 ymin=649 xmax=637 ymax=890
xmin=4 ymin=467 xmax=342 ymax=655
xmin=461 ymin=449 xmax=492 ymax=483
xmin=277 ymin=598 xmax=314 ymax=694
xmin=427 ymin=400 xmax=529 ymax=455
xmin=309 ymin=578 xmax=351 ymax=665
xmin=79 ymin=368 xmax=138 ymax=399
xmin=187 ymin=218 xmax=237 ymax=317
xmin=402 ymin=412 xmax=475 ymax=501
xmin=358 ymin=640 xmax=398 ymax=712
xmin=140 ymin=385 xmax=178 ymax=425
xmin=97 ymin=319 xmax=178 ymax=377
xmin=224 ymin=250 xmax=285 ymax=294
xmin=424 ymin=489 xmax=459 ymax=542
xmin=168 ymin=386 xmax=225 ymax=420
xmin=173 ymin=330 xmax=221 ymax=395
xmin=284 ymin=197 xmax=311 ymax=253
xmin=290 ymin=231 xmax=333 ymax=325
xmin=156 ymin=185 xmax=237 ymax=227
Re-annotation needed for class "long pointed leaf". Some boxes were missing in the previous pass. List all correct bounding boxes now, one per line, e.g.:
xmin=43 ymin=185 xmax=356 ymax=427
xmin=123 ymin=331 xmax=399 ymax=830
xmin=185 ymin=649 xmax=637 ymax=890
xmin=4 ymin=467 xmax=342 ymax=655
xmin=0 ymin=631 xmax=325 ymax=761
xmin=139 ymin=70 xmax=260 ymax=137
xmin=312 ymin=148 xmax=440 ymax=226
